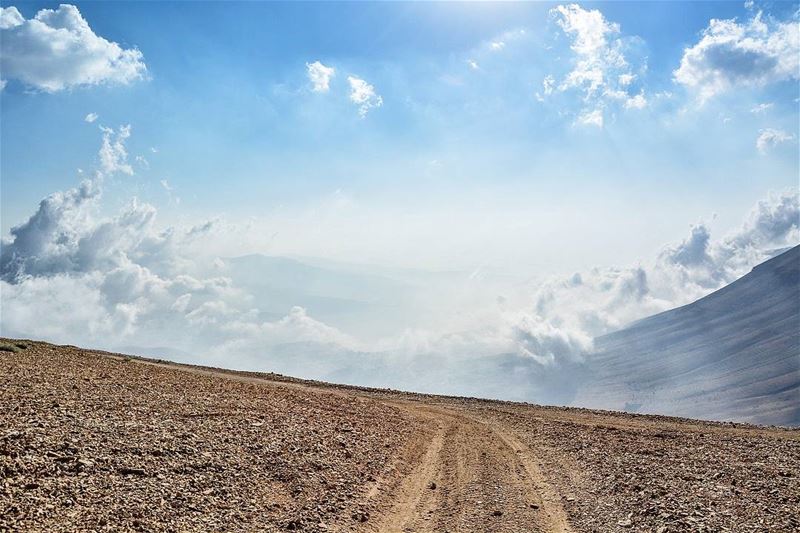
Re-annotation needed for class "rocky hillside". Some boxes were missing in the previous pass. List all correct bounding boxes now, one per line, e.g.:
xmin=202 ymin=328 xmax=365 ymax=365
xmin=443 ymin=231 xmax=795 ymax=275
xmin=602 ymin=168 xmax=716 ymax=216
xmin=575 ymin=245 xmax=800 ymax=426
xmin=2 ymin=340 xmax=798 ymax=532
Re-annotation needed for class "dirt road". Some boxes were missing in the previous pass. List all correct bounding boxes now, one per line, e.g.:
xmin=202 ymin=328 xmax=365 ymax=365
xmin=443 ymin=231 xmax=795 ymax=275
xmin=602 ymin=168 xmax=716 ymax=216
xmin=367 ymin=402 xmax=571 ymax=533
xmin=136 ymin=357 xmax=573 ymax=532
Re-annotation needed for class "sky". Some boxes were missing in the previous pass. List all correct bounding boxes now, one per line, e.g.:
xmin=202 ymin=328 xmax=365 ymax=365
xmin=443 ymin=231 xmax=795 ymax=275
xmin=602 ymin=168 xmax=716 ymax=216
xmin=0 ymin=2 xmax=799 ymax=402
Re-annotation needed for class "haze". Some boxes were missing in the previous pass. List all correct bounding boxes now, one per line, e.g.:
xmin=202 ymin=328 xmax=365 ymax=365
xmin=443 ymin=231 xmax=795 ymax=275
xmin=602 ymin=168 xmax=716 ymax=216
xmin=1 ymin=1 xmax=798 ymax=408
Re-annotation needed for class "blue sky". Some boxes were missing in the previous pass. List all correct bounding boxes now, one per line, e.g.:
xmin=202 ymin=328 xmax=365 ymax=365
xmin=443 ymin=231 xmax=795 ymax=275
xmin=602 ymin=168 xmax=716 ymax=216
xmin=1 ymin=2 xmax=799 ymax=396
xmin=2 ymin=2 xmax=798 ymax=272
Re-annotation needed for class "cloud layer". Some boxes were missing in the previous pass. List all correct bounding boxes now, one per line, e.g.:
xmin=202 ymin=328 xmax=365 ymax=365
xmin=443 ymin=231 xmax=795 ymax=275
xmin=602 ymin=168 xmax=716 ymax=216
xmin=0 ymin=4 xmax=146 ymax=92
xmin=2 ymin=126 xmax=798 ymax=404
xmin=509 ymin=188 xmax=799 ymax=368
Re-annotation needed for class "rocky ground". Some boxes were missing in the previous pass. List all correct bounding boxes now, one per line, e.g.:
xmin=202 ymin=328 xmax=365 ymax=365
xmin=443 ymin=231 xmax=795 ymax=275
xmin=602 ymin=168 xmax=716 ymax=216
xmin=1 ymin=339 xmax=798 ymax=532
xmin=455 ymin=402 xmax=800 ymax=532
xmin=0 ymin=341 xmax=422 ymax=532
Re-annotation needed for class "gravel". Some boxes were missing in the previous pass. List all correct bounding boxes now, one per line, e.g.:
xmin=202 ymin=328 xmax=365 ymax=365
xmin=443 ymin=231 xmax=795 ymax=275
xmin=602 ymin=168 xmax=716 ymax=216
xmin=1 ymin=341 xmax=419 ymax=532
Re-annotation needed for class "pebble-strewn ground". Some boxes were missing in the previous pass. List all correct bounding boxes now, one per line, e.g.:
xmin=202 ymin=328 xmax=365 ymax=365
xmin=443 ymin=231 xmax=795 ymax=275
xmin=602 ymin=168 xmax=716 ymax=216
xmin=0 ymin=341 xmax=420 ymax=533
xmin=2 ymin=339 xmax=798 ymax=533
xmin=455 ymin=402 xmax=800 ymax=532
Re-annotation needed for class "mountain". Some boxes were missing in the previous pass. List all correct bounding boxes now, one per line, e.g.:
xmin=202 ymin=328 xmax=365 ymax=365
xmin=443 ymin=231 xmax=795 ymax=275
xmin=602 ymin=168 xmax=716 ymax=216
xmin=217 ymin=254 xmax=498 ymax=340
xmin=574 ymin=245 xmax=800 ymax=426
xmin=218 ymin=254 xmax=414 ymax=336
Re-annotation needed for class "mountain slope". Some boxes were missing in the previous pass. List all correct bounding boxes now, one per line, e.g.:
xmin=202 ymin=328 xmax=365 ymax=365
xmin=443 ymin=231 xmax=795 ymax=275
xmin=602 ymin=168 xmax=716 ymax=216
xmin=574 ymin=245 xmax=800 ymax=425
xmin=3 ymin=340 xmax=798 ymax=532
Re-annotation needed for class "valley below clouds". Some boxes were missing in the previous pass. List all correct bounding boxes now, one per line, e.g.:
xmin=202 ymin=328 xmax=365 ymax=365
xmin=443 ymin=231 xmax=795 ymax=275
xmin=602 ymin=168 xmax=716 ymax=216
xmin=2 ymin=125 xmax=797 ymax=407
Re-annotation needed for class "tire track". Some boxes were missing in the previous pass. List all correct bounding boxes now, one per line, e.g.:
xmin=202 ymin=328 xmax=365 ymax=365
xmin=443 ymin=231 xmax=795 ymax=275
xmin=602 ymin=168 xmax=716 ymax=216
xmin=366 ymin=401 xmax=573 ymax=533
xmin=123 ymin=355 xmax=573 ymax=532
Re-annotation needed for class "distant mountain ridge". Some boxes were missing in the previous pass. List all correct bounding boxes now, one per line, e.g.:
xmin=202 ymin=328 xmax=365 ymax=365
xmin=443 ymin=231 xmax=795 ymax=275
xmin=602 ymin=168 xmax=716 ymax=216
xmin=574 ymin=245 xmax=800 ymax=426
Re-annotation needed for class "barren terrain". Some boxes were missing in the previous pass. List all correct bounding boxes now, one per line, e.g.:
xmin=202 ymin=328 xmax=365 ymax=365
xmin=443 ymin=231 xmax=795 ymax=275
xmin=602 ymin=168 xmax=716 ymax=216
xmin=2 ymin=340 xmax=798 ymax=532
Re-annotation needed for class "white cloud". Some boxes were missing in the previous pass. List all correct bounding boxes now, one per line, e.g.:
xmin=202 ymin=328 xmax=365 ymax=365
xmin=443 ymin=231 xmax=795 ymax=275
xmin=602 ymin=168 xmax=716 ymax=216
xmin=0 ymin=124 xmax=131 ymax=279
xmin=674 ymin=11 xmax=799 ymax=101
xmin=84 ymin=112 xmax=98 ymax=123
xmin=625 ymin=92 xmax=647 ymax=109
xmin=750 ymin=102 xmax=773 ymax=113
xmin=551 ymin=4 xmax=646 ymax=122
xmin=508 ymin=189 xmax=799 ymax=365
xmin=467 ymin=59 xmax=480 ymax=70
xmin=482 ymin=29 xmax=526 ymax=54
xmin=0 ymin=127 xmax=337 ymax=358
xmin=0 ymin=6 xmax=24 ymax=29
xmin=553 ymin=4 xmax=625 ymax=93
xmin=98 ymin=125 xmax=133 ymax=175
xmin=542 ymin=74 xmax=555 ymax=95
xmin=0 ymin=4 xmax=146 ymax=92
xmin=0 ymin=79 xmax=6 ymax=91
xmin=160 ymin=179 xmax=180 ymax=205
xmin=554 ymin=4 xmax=619 ymax=55
xmin=535 ymin=75 xmax=556 ymax=102
xmin=306 ymin=60 xmax=335 ymax=93
xmin=347 ymin=76 xmax=383 ymax=117
xmin=578 ymin=108 xmax=604 ymax=127
xmin=756 ymin=128 xmax=794 ymax=153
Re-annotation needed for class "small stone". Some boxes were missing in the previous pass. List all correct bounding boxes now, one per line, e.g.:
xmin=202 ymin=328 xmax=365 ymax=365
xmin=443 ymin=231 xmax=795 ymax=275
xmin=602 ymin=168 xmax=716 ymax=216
xmin=118 ymin=466 xmax=147 ymax=476
xmin=492 ymin=510 xmax=503 ymax=517
xmin=428 ymin=482 xmax=437 ymax=490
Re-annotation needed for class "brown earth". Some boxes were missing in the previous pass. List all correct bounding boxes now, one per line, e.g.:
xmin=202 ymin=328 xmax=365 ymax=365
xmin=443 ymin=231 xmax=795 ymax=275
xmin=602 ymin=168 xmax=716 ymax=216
xmin=1 ymin=339 xmax=798 ymax=532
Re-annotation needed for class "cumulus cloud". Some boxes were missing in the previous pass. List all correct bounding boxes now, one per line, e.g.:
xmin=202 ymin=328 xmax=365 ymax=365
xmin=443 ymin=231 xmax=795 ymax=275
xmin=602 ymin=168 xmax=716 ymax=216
xmin=674 ymin=11 xmax=799 ymax=101
xmin=508 ymin=189 xmax=799 ymax=365
xmin=550 ymin=4 xmax=647 ymax=124
xmin=756 ymin=128 xmax=794 ymax=153
xmin=84 ymin=112 xmax=98 ymax=123
xmin=0 ymin=128 xmax=354 ymax=367
xmin=306 ymin=60 xmax=335 ymax=93
xmin=0 ymin=6 xmax=24 ymax=29
xmin=98 ymin=125 xmax=133 ymax=175
xmin=0 ymin=4 xmax=146 ymax=92
xmin=347 ymin=76 xmax=383 ymax=117
xmin=490 ymin=41 xmax=505 ymax=51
